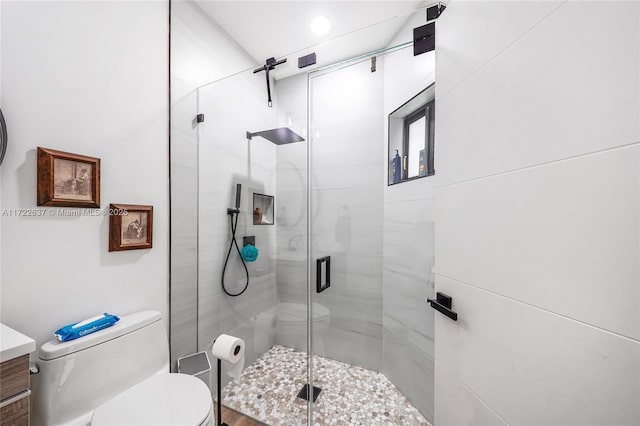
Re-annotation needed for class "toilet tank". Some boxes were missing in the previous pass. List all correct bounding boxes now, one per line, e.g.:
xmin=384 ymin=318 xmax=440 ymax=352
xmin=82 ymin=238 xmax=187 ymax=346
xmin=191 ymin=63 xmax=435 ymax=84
xmin=32 ymin=311 xmax=169 ymax=426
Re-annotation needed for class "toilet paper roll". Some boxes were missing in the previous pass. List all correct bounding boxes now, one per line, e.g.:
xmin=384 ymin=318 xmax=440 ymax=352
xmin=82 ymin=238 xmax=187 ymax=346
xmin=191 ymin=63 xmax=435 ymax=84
xmin=211 ymin=334 xmax=245 ymax=379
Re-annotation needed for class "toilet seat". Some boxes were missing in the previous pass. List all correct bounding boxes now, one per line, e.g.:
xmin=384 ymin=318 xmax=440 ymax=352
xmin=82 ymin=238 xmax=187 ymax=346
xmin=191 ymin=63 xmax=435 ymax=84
xmin=91 ymin=373 xmax=213 ymax=426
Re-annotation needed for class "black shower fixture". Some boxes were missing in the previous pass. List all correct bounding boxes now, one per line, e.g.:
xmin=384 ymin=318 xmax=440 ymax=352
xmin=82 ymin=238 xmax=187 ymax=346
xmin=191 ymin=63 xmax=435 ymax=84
xmin=254 ymin=56 xmax=287 ymax=107
xmin=426 ymin=2 xmax=446 ymax=21
xmin=246 ymin=127 xmax=305 ymax=145
xmin=222 ymin=183 xmax=250 ymax=297
xmin=414 ymin=2 xmax=446 ymax=56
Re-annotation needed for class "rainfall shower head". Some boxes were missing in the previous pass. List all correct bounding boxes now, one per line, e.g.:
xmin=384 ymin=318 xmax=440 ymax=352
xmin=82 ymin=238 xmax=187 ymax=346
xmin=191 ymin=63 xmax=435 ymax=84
xmin=246 ymin=127 xmax=305 ymax=145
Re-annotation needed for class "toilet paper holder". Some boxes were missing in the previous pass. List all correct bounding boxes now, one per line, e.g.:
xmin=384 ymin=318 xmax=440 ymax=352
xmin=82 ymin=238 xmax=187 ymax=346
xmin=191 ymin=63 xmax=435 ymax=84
xmin=426 ymin=292 xmax=458 ymax=321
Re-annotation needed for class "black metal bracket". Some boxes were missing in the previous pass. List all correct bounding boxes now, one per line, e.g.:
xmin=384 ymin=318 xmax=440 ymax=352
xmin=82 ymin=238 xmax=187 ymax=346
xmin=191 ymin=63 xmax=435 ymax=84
xmin=216 ymin=358 xmax=229 ymax=426
xmin=196 ymin=113 xmax=205 ymax=123
xmin=298 ymin=52 xmax=316 ymax=69
xmin=413 ymin=22 xmax=435 ymax=56
xmin=426 ymin=3 xmax=446 ymax=21
xmin=427 ymin=292 xmax=458 ymax=321
xmin=243 ymin=236 xmax=255 ymax=247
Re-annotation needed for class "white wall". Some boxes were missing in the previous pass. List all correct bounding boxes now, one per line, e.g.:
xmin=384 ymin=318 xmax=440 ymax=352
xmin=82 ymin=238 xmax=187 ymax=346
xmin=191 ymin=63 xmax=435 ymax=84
xmin=435 ymin=1 xmax=640 ymax=424
xmin=0 ymin=1 xmax=169 ymax=351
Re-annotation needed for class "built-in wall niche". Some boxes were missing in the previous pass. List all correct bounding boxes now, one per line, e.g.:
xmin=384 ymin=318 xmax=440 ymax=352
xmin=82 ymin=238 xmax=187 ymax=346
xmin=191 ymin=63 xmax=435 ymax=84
xmin=253 ymin=193 xmax=274 ymax=225
xmin=388 ymin=83 xmax=435 ymax=185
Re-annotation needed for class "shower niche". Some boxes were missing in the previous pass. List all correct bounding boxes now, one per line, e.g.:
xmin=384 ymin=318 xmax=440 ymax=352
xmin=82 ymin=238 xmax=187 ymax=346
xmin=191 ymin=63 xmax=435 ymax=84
xmin=388 ymin=84 xmax=436 ymax=185
xmin=253 ymin=193 xmax=274 ymax=225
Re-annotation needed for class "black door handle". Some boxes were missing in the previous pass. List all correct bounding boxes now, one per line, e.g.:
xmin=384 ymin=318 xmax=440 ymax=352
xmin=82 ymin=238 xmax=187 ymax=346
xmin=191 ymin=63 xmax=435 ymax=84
xmin=316 ymin=256 xmax=330 ymax=293
xmin=426 ymin=292 xmax=458 ymax=321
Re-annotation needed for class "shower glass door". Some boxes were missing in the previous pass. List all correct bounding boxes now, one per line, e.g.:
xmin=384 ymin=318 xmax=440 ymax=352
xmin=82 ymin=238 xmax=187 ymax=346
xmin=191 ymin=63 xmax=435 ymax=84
xmin=195 ymin=66 xmax=310 ymax=423
xmin=308 ymin=10 xmax=436 ymax=425
xmin=174 ymin=5 xmax=434 ymax=425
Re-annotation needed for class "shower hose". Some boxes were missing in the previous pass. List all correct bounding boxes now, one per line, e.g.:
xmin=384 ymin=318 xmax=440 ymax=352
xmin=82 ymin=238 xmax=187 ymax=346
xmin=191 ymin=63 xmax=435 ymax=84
xmin=221 ymin=211 xmax=249 ymax=297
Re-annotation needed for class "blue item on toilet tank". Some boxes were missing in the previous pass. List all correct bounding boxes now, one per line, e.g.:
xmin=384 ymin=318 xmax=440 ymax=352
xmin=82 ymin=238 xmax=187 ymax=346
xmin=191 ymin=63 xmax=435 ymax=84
xmin=54 ymin=313 xmax=120 ymax=342
xmin=392 ymin=149 xmax=402 ymax=183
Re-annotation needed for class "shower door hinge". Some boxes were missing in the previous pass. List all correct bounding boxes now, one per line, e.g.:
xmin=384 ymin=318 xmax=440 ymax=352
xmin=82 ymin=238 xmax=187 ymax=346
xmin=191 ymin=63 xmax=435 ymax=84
xmin=371 ymin=56 xmax=377 ymax=73
xmin=196 ymin=114 xmax=205 ymax=123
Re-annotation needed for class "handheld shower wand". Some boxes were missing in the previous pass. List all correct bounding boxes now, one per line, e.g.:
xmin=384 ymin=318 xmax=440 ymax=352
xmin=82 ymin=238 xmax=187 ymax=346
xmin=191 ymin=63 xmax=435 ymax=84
xmin=222 ymin=184 xmax=249 ymax=297
xmin=227 ymin=183 xmax=241 ymax=215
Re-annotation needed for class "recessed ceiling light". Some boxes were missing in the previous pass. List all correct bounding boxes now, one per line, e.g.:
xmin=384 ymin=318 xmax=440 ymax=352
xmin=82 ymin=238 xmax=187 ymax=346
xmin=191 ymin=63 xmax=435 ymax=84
xmin=310 ymin=16 xmax=330 ymax=35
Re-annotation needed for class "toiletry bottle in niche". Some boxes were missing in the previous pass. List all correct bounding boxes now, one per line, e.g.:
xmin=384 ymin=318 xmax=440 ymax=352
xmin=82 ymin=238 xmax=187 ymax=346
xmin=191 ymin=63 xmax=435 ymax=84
xmin=392 ymin=149 xmax=401 ymax=183
xmin=254 ymin=207 xmax=262 ymax=225
xmin=419 ymin=149 xmax=426 ymax=177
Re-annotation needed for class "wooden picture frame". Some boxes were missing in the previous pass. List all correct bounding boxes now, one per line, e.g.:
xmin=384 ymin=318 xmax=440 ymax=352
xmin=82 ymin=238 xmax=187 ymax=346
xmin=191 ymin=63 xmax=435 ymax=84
xmin=37 ymin=147 xmax=100 ymax=208
xmin=109 ymin=204 xmax=153 ymax=252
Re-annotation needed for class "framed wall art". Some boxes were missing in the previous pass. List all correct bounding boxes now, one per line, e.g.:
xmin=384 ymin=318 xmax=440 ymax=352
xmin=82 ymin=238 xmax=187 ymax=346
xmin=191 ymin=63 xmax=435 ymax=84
xmin=109 ymin=204 xmax=153 ymax=251
xmin=37 ymin=147 xmax=100 ymax=208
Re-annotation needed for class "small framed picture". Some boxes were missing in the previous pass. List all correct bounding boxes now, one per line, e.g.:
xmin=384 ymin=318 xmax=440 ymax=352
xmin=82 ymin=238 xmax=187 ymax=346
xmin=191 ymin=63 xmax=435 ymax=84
xmin=37 ymin=147 xmax=100 ymax=208
xmin=109 ymin=204 xmax=153 ymax=252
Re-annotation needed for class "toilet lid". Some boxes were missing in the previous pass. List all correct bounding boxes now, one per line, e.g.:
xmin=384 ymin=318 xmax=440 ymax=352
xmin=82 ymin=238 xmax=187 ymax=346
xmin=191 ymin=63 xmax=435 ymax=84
xmin=91 ymin=374 xmax=212 ymax=426
xmin=277 ymin=302 xmax=330 ymax=325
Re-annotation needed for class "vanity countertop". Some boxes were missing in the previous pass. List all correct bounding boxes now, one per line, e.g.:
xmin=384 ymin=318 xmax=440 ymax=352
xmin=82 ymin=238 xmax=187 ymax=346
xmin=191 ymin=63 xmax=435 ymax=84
xmin=0 ymin=323 xmax=35 ymax=362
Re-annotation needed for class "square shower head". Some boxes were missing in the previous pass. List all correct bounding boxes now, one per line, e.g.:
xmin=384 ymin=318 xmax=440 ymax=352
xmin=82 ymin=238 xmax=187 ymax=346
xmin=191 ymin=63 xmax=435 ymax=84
xmin=246 ymin=127 xmax=305 ymax=145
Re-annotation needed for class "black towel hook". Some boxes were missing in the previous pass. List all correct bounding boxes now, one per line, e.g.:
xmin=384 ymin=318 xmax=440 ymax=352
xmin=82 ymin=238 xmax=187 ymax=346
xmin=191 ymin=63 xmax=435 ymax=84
xmin=426 ymin=292 xmax=458 ymax=321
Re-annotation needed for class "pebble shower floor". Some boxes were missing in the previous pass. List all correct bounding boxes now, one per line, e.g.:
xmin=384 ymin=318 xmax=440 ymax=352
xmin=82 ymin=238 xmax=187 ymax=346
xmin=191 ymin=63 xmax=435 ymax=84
xmin=222 ymin=345 xmax=430 ymax=426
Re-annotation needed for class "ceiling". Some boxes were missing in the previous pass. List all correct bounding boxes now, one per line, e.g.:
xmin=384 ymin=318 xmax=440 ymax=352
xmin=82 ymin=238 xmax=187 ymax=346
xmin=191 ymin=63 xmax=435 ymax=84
xmin=195 ymin=1 xmax=428 ymax=79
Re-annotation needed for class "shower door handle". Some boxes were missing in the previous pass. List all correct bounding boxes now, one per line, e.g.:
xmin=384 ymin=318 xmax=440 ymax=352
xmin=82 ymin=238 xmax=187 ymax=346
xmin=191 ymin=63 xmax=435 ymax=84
xmin=316 ymin=256 xmax=330 ymax=293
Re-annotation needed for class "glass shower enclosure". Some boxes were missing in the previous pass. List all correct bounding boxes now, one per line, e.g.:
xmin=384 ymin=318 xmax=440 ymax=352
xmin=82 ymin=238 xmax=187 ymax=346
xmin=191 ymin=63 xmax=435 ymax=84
xmin=170 ymin=5 xmax=435 ymax=425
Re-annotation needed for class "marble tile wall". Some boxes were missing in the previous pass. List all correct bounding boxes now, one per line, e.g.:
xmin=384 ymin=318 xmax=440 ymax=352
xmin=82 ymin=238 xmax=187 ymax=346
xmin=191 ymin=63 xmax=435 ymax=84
xmin=169 ymin=81 xmax=199 ymax=367
xmin=169 ymin=0 xmax=256 ymax=370
xmin=274 ymin=73 xmax=309 ymax=315
xmin=197 ymin=70 xmax=279 ymax=390
xmin=307 ymin=60 xmax=385 ymax=371
xmin=435 ymin=1 xmax=640 ymax=424
xmin=381 ymin=17 xmax=436 ymax=422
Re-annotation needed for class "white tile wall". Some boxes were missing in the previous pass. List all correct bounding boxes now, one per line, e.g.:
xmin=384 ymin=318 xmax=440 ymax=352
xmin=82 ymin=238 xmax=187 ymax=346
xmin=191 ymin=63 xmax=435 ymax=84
xmin=436 ymin=0 xmax=640 ymax=187
xmin=436 ymin=0 xmax=564 ymax=99
xmin=434 ymin=362 xmax=507 ymax=426
xmin=437 ymin=144 xmax=640 ymax=339
xmin=436 ymin=275 xmax=640 ymax=425
xmin=435 ymin=1 xmax=640 ymax=424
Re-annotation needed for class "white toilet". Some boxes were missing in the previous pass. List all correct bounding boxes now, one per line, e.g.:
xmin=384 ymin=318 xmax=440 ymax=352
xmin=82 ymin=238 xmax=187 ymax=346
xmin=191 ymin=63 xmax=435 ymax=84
xmin=32 ymin=311 xmax=213 ymax=426
xmin=275 ymin=302 xmax=331 ymax=352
